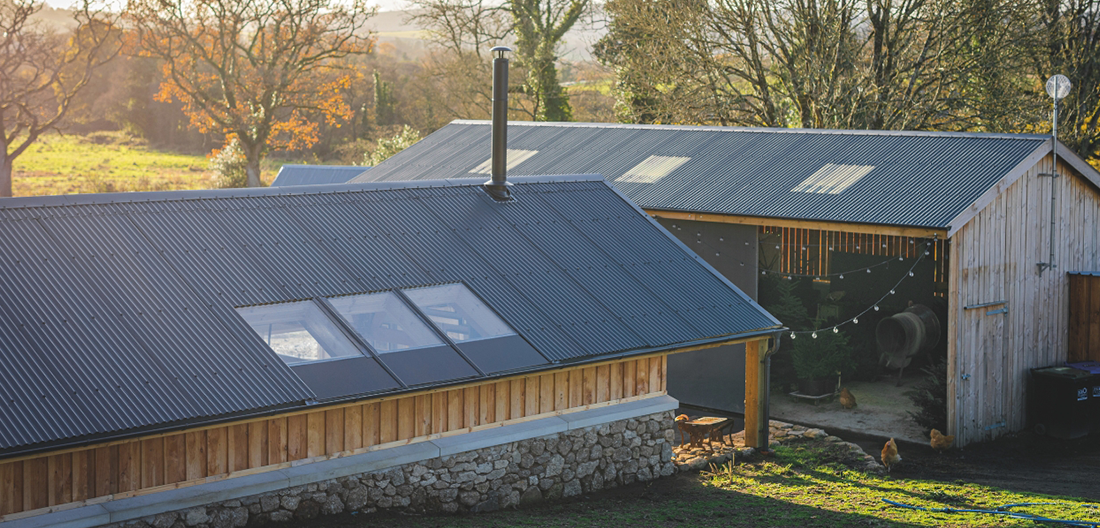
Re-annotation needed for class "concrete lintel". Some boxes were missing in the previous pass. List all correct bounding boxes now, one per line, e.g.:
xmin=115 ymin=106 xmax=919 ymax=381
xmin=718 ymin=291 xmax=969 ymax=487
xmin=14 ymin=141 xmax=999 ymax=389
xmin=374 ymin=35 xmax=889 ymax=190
xmin=560 ymin=395 xmax=679 ymax=430
xmin=0 ymin=505 xmax=110 ymax=528
xmin=430 ymin=418 xmax=569 ymax=457
xmin=103 ymin=470 xmax=289 ymax=523
xmin=281 ymin=442 xmax=441 ymax=487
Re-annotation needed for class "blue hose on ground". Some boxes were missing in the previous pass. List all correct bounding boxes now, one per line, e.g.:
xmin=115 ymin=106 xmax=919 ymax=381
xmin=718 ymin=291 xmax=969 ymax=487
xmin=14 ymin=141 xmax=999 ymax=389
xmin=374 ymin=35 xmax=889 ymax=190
xmin=882 ymin=498 xmax=1100 ymax=527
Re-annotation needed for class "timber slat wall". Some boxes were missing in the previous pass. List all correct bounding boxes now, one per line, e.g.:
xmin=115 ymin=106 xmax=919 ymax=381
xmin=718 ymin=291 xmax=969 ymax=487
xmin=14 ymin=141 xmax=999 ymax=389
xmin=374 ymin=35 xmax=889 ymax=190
xmin=759 ymin=227 xmax=948 ymax=295
xmin=1068 ymin=274 xmax=1100 ymax=362
xmin=0 ymin=356 xmax=666 ymax=519
xmin=949 ymin=155 xmax=1100 ymax=446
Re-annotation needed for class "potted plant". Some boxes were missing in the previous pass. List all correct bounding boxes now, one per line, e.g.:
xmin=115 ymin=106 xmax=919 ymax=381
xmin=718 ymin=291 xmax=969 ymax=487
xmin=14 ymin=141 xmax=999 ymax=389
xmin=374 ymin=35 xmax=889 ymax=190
xmin=791 ymin=325 xmax=853 ymax=396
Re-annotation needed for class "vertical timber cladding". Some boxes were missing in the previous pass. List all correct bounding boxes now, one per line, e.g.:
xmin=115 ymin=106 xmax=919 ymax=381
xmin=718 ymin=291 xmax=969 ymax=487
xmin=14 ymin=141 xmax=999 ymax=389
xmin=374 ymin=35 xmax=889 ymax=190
xmin=0 ymin=356 xmax=668 ymax=519
xmin=1068 ymin=273 xmax=1100 ymax=362
xmin=949 ymin=154 xmax=1100 ymax=446
xmin=654 ymin=218 xmax=757 ymax=413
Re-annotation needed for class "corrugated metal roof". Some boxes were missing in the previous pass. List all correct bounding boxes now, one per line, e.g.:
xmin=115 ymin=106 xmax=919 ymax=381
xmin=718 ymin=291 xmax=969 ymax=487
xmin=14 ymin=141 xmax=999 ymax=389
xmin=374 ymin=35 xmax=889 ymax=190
xmin=271 ymin=165 xmax=368 ymax=187
xmin=353 ymin=121 xmax=1051 ymax=229
xmin=0 ymin=176 xmax=779 ymax=455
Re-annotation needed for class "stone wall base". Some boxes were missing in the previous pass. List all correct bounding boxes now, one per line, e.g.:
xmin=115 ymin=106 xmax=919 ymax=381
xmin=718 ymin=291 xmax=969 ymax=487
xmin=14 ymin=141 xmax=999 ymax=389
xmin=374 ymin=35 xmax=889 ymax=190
xmin=104 ymin=410 xmax=675 ymax=528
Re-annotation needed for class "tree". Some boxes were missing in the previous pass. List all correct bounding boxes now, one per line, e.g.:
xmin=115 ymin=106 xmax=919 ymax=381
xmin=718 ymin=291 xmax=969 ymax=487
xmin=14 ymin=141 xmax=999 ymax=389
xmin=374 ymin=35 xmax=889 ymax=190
xmin=127 ymin=0 xmax=375 ymax=187
xmin=596 ymin=0 xmax=1038 ymax=131
xmin=408 ymin=0 xmax=590 ymax=122
xmin=1035 ymin=0 xmax=1100 ymax=161
xmin=512 ymin=0 xmax=587 ymax=121
xmin=0 ymin=0 xmax=121 ymax=197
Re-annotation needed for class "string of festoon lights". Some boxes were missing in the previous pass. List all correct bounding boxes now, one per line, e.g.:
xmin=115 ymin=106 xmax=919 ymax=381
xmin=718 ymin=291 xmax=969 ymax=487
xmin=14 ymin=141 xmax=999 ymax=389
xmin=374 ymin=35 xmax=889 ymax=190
xmin=788 ymin=241 xmax=932 ymax=338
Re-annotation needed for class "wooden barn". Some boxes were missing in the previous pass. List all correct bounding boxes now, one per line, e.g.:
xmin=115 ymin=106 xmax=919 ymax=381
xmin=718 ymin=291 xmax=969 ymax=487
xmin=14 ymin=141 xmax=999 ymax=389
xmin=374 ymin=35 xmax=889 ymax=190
xmin=356 ymin=121 xmax=1100 ymax=446
xmin=0 ymin=175 xmax=781 ymax=527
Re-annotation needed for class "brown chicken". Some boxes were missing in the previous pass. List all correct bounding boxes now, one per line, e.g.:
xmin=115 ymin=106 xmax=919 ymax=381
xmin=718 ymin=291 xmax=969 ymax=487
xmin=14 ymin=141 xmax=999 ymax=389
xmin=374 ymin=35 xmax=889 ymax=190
xmin=839 ymin=387 xmax=857 ymax=409
xmin=930 ymin=429 xmax=955 ymax=453
xmin=881 ymin=438 xmax=901 ymax=472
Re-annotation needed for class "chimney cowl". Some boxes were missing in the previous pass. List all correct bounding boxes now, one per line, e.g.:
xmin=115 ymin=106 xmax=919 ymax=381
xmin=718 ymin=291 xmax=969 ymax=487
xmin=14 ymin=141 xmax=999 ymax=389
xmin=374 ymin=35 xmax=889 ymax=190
xmin=484 ymin=46 xmax=513 ymax=201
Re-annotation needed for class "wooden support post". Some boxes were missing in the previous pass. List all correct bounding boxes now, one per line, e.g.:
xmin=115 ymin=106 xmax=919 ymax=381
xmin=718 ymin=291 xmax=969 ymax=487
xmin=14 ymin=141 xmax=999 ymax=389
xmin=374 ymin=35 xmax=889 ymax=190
xmin=744 ymin=339 xmax=771 ymax=449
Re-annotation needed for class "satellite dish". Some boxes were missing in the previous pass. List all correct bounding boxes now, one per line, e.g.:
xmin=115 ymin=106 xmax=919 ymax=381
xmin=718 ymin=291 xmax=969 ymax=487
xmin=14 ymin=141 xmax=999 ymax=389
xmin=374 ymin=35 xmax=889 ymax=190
xmin=1046 ymin=75 xmax=1071 ymax=100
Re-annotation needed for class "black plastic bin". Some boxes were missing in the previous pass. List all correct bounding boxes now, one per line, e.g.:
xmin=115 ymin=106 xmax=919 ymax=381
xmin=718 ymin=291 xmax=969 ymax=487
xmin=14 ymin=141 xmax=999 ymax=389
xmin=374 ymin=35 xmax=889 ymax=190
xmin=1066 ymin=362 xmax=1100 ymax=434
xmin=1030 ymin=366 xmax=1092 ymax=439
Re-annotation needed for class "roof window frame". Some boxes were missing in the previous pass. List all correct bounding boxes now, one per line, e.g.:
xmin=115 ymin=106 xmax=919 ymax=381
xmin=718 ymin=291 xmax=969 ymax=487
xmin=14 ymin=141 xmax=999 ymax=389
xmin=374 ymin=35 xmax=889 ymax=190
xmin=236 ymin=280 xmax=544 ymax=388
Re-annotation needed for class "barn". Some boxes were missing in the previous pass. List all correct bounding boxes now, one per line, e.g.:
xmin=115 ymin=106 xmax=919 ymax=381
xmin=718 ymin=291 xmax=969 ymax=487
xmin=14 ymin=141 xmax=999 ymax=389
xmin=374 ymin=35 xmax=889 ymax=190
xmin=353 ymin=120 xmax=1100 ymax=446
xmin=0 ymin=175 xmax=781 ymax=527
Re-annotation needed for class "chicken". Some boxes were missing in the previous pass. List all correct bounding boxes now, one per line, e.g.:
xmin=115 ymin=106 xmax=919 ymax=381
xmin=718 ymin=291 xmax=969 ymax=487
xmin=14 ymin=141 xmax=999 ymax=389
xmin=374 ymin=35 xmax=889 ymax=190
xmin=930 ymin=429 xmax=954 ymax=453
xmin=839 ymin=387 xmax=857 ymax=409
xmin=881 ymin=438 xmax=901 ymax=472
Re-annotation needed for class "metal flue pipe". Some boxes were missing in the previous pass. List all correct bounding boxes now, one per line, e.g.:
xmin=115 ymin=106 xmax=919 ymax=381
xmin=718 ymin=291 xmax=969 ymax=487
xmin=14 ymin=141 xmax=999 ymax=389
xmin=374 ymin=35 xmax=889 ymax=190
xmin=484 ymin=46 xmax=513 ymax=201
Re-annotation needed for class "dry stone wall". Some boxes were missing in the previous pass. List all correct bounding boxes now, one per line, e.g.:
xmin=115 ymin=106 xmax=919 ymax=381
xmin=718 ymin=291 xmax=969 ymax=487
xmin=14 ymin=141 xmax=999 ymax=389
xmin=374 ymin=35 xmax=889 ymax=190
xmin=102 ymin=410 xmax=676 ymax=528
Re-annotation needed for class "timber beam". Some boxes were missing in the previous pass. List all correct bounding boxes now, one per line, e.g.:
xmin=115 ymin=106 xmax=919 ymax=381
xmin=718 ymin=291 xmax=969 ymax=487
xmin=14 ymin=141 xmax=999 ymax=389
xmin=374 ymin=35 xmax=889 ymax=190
xmin=646 ymin=209 xmax=948 ymax=240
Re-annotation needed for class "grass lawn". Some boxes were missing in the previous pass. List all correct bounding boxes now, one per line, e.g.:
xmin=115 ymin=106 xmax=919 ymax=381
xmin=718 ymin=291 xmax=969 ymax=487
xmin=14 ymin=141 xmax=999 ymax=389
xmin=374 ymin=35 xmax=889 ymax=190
xmin=9 ymin=132 xmax=288 ymax=197
xmin=314 ymin=439 xmax=1100 ymax=528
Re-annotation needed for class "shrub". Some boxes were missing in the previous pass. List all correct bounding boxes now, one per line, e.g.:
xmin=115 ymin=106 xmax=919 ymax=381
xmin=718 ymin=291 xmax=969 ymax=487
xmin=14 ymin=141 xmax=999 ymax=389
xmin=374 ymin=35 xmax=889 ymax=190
xmin=209 ymin=138 xmax=248 ymax=188
xmin=906 ymin=357 xmax=948 ymax=433
xmin=790 ymin=328 xmax=853 ymax=380
xmin=364 ymin=125 xmax=421 ymax=166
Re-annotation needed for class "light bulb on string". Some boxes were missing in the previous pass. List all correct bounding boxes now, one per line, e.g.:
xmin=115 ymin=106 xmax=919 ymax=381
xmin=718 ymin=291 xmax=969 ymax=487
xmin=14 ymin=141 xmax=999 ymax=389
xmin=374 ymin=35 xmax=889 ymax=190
xmin=812 ymin=332 xmax=818 ymax=339
xmin=791 ymin=332 xmax=796 ymax=339
xmin=762 ymin=270 xmax=767 ymax=275
xmin=899 ymin=257 xmax=904 ymax=261
xmin=909 ymin=271 xmax=914 ymax=277
xmin=890 ymin=289 xmax=895 ymax=295
xmin=719 ymin=237 xmax=724 ymax=242
xmin=833 ymin=327 xmax=839 ymax=333
xmin=874 ymin=305 xmax=880 ymax=311
xmin=866 ymin=268 xmax=871 ymax=273
xmin=856 ymin=245 xmax=860 ymax=250
xmin=839 ymin=274 xmax=844 ymax=279
xmin=853 ymin=317 xmax=859 ymax=324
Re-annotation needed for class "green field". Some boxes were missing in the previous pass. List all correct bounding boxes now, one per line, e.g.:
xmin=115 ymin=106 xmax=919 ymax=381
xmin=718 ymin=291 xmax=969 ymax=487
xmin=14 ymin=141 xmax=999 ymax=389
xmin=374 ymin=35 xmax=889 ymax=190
xmin=10 ymin=132 xmax=286 ymax=197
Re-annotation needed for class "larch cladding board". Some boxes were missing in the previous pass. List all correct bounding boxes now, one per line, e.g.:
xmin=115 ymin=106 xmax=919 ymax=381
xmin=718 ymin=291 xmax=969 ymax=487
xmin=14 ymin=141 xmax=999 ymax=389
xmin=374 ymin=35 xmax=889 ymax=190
xmin=0 ymin=356 xmax=666 ymax=519
xmin=1068 ymin=274 xmax=1100 ymax=362
xmin=948 ymin=154 xmax=1100 ymax=446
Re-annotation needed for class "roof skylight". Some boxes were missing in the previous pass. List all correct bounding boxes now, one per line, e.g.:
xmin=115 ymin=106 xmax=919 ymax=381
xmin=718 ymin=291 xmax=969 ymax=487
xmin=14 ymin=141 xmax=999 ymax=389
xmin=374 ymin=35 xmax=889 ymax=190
xmin=403 ymin=284 xmax=515 ymax=343
xmin=470 ymin=149 xmax=539 ymax=174
xmin=616 ymin=156 xmax=691 ymax=183
xmin=328 ymin=291 xmax=444 ymax=353
xmin=792 ymin=164 xmax=875 ymax=194
xmin=236 ymin=301 xmax=363 ymax=365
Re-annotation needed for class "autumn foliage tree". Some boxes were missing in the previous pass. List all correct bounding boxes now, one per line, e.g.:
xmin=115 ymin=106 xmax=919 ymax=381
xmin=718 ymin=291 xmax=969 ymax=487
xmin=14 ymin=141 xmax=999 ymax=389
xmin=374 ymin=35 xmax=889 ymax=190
xmin=126 ymin=0 xmax=375 ymax=187
xmin=0 ymin=0 xmax=121 ymax=197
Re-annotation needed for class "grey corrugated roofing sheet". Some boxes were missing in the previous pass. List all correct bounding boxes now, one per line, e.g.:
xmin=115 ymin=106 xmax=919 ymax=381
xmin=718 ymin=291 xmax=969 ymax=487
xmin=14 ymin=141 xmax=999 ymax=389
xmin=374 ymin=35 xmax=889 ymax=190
xmin=353 ymin=121 xmax=1052 ymax=229
xmin=271 ymin=165 xmax=368 ymax=187
xmin=0 ymin=176 xmax=779 ymax=456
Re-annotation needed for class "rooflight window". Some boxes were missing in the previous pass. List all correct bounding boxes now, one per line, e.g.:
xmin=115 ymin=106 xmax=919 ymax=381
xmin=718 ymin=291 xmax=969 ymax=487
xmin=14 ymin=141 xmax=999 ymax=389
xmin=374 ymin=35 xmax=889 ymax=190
xmin=469 ymin=149 xmax=539 ymax=174
xmin=237 ymin=301 xmax=363 ymax=365
xmin=617 ymin=156 xmax=691 ymax=183
xmin=402 ymin=284 xmax=515 ymax=343
xmin=792 ymin=164 xmax=874 ymax=194
xmin=328 ymin=291 xmax=444 ymax=353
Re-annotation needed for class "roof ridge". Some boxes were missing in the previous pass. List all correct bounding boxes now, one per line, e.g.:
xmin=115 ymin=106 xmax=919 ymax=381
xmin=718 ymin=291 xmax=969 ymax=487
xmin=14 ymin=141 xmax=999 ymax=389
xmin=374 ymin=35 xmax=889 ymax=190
xmin=0 ymin=174 xmax=605 ymax=209
xmin=448 ymin=120 xmax=1049 ymax=141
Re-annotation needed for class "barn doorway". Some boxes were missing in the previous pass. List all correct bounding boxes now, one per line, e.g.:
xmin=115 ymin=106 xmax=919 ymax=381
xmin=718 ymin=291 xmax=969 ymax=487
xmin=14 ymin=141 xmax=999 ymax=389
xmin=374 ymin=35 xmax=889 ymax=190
xmin=757 ymin=227 xmax=949 ymax=444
